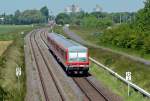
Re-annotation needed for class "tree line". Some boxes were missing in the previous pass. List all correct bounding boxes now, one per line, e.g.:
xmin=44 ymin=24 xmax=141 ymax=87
xmin=0 ymin=6 xmax=49 ymax=25
xmin=55 ymin=11 xmax=136 ymax=29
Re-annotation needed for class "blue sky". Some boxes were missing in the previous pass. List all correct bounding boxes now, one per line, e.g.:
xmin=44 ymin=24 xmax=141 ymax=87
xmin=0 ymin=0 xmax=145 ymax=15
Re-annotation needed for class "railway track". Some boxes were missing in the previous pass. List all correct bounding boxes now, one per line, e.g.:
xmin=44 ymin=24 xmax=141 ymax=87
xmin=39 ymin=30 xmax=111 ymax=101
xmin=29 ymin=31 xmax=49 ymax=101
xmin=73 ymin=77 xmax=109 ymax=101
xmin=28 ymin=29 xmax=64 ymax=101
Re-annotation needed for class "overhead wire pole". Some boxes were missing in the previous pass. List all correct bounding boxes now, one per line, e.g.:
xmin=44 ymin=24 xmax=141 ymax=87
xmin=120 ymin=13 xmax=122 ymax=24
xmin=112 ymin=14 xmax=114 ymax=24
xmin=49 ymin=10 xmax=54 ymax=32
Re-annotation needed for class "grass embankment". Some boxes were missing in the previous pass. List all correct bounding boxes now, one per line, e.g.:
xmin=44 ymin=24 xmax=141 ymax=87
xmin=91 ymin=64 xmax=149 ymax=101
xmin=0 ymin=25 xmax=34 ymax=100
xmin=54 ymin=26 xmax=150 ymax=101
xmin=52 ymin=26 xmax=67 ymax=36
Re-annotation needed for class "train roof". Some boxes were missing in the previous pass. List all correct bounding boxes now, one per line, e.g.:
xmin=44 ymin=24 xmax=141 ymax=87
xmin=48 ymin=33 xmax=87 ymax=51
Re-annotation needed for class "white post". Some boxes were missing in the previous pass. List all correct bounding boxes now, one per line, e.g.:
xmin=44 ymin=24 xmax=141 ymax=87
xmin=126 ymin=72 xmax=131 ymax=96
xmin=16 ymin=66 xmax=22 ymax=97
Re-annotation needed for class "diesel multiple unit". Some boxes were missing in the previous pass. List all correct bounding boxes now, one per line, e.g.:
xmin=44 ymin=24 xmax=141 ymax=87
xmin=47 ymin=33 xmax=89 ymax=74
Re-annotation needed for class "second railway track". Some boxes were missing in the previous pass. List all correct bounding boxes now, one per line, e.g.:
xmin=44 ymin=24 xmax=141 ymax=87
xmin=29 ymin=29 xmax=65 ymax=101
xmin=73 ymin=77 xmax=109 ymax=101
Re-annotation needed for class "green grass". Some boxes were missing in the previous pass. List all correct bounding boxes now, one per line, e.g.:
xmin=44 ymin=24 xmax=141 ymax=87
xmin=0 ymin=25 xmax=34 ymax=40
xmin=0 ymin=25 xmax=31 ymax=34
xmin=53 ymin=26 xmax=67 ymax=37
xmin=0 ymin=25 xmax=35 ymax=100
xmin=90 ymin=63 xmax=149 ymax=101
xmin=70 ymin=26 xmax=101 ymax=45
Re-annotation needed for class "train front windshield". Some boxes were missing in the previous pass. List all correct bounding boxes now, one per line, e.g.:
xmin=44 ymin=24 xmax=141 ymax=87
xmin=69 ymin=51 xmax=87 ymax=62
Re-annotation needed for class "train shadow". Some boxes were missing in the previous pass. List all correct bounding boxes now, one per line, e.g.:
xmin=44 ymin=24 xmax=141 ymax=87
xmin=68 ymin=73 xmax=91 ymax=77
xmin=48 ymin=49 xmax=91 ymax=78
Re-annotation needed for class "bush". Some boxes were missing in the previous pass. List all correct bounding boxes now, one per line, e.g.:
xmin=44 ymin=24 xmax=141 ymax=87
xmin=143 ymin=36 xmax=150 ymax=53
xmin=81 ymin=16 xmax=112 ymax=29
xmin=99 ymin=24 xmax=150 ymax=53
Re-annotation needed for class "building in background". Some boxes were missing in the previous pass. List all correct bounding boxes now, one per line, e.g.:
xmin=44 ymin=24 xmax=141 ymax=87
xmin=65 ymin=4 xmax=81 ymax=13
xmin=93 ymin=4 xmax=102 ymax=12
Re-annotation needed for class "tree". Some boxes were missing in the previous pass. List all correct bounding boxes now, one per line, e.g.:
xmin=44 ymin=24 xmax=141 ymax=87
xmin=18 ymin=10 xmax=46 ymax=24
xmin=81 ymin=16 xmax=97 ymax=28
xmin=15 ymin=10 xmax=21 ymax=17
xmin=90 ymin=12 xmax=107 ymax=19
xmin=55 ymin=13 xmax=71 ymax=25
xmin=14 ymin=10 xmax=21 ymax=24
xmin=136 ymin=0 xmax=150 ymax=32
xmin=40 ymin=6 xmax=49 ymax=22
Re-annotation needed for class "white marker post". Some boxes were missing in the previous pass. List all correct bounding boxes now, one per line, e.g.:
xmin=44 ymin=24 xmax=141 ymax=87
xmin=16 ymin=66 xmax=22 ymax=97
xmin=126 ymin=72 xmax=131 ymax=96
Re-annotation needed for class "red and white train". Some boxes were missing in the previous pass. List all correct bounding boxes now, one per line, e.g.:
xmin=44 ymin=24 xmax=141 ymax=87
xmin=47 ymin=32 xmax=89 ymax=74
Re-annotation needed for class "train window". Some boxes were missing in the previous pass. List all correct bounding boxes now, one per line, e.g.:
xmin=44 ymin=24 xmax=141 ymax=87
xmin=69 ymin=52 xmax=78 ymax=62
xmin=78 ymin=52 xmax=87 ymax=62
xmin=69 ymin=51 xmax=87 ymax=62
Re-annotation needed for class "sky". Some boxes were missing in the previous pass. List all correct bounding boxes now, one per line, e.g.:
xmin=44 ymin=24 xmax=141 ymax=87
xmin=0 ymin=0 xmax=146 ymax=15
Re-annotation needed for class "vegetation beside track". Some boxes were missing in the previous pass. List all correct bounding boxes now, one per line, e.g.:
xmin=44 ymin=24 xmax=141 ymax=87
xmin=52 ymin=26 xmax=67 ymax=36
xmin=53 ymin=26 xmax=150 ymax=100
xmin=0 ymin=25 xmax=35 ymax=100
xmin=90 ymin=63 xmax=149 ymax=101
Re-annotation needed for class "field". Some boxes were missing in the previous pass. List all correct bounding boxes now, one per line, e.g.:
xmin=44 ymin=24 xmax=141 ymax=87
xmin=53 ymin=26 xmax=150 ymax=101
xmin=0 ymin=25 xmax=33 ymax=40
xmin=0 ymin=41 xmax=13 ymax=56
xmin=0 ymin=25 xmax=35 ymax=100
